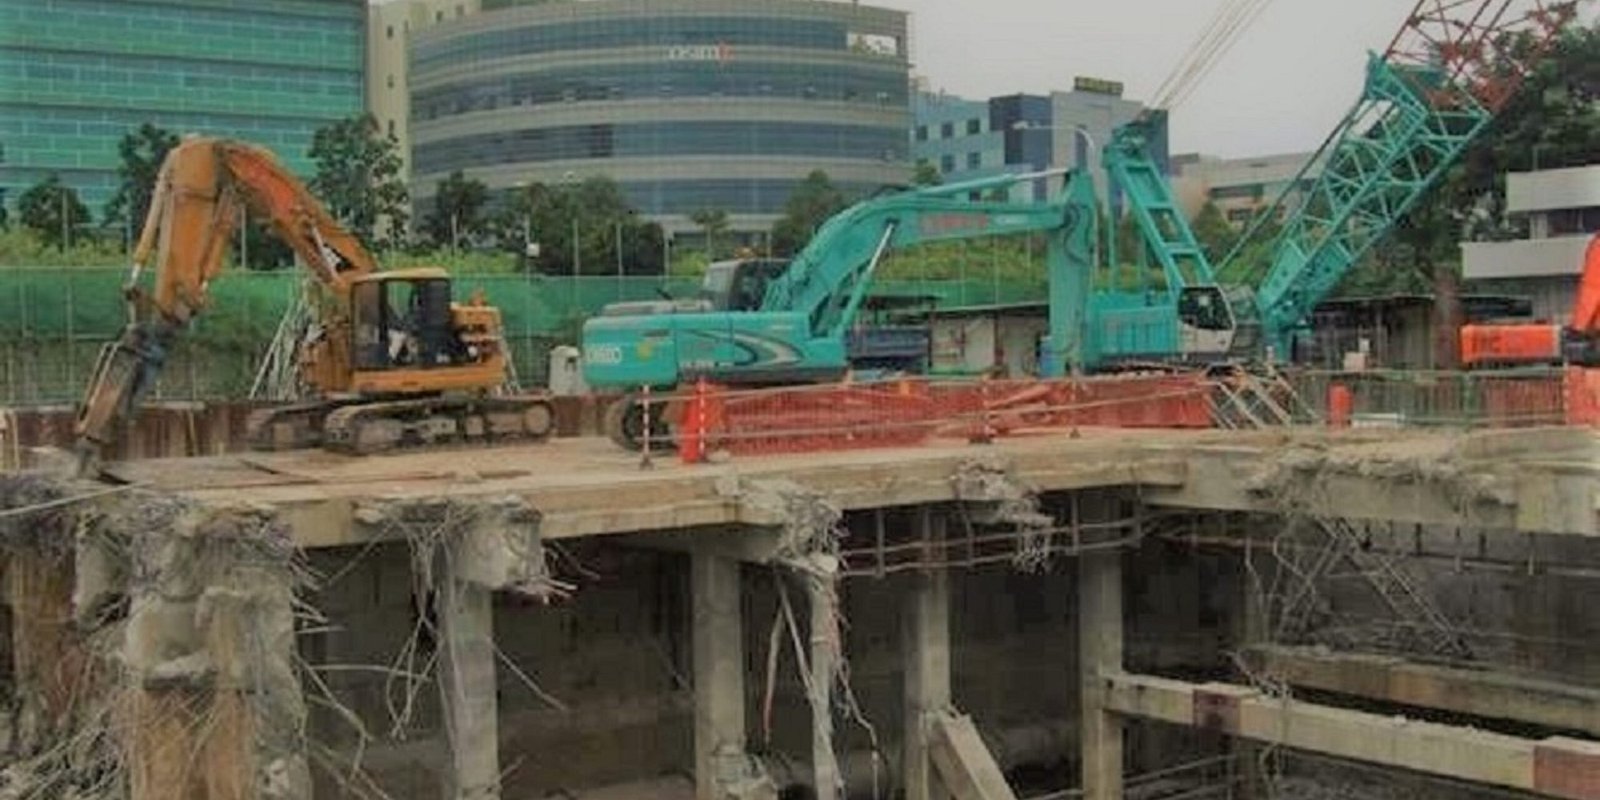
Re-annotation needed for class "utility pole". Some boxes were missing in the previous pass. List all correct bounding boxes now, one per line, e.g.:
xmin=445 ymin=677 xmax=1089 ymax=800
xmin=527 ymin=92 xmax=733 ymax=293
xmin=615 ymin=219 xmax=624 ymax=299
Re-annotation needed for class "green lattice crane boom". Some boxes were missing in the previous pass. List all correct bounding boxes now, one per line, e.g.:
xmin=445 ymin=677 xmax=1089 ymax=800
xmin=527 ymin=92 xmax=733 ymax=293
xmin=1219 ymin=0 xmax=1582 ymax=359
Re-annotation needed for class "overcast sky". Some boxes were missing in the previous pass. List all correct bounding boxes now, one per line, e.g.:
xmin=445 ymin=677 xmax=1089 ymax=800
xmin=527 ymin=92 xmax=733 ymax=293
xmin=889 ymin=0 xmax=1422 ymax=158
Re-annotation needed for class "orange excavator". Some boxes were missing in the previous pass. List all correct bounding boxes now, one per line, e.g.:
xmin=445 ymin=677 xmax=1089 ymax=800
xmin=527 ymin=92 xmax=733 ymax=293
xmin=1461 ymin=234 xmax=1600 ymax=368
xmin=74 ymin=136 xmax=552 ymax=471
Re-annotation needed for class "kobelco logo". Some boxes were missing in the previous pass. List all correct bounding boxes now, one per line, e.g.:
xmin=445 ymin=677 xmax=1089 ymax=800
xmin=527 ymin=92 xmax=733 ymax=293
xmin=666 ymin=42 xmax=733 ymax=64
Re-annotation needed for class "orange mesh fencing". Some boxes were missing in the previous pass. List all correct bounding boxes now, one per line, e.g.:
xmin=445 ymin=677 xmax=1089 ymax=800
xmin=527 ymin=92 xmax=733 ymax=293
xmin=691 ymin=372 xmax=1215 ymax=457
xmin=1565 ymin=367 xmax=1600 ymax=426
xmin=1479 ymin=373 xmax=1568 ymax=426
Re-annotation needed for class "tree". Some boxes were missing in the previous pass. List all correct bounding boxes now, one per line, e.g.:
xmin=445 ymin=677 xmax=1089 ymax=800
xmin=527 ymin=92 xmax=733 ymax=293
xmin=495 ymin=176 xmax=664 ymax=275
xmin=105 ymin=123 xmax=179 ymax=243
xmin=689 ymin=208 xmax=729 ymax=259
xmin=309 ymin=114 xmax=410 ymax=247
xmin=1354 ymin=25 xmax=1599 ymax=295
xmin=424 ymin=171 xmax=489 ymax=250
xmin=770 ymin=170 xmax=848 ymax=255
xmin=17 ymin=175 xmax=91 ymax=250
xmin=1190 ymin=201 xmax=1236 ymax=264
xmin=912 ymin=159 xmax=943 ymax=187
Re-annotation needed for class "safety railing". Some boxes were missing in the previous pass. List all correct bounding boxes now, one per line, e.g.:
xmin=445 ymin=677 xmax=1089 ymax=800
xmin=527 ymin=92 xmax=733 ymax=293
xmin=1290 ymin=367 xmax=1600 ymax=428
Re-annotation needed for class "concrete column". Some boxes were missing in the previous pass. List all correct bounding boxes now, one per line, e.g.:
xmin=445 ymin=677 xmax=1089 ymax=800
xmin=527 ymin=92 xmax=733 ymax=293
xmin=437 ymin=577 xmax=500 ymax=800
xmin=693 ymin=552 xmax=746 ymax=800
xmin=1235 ymin=550 xmax=1269 ymax=800
xmin=904 ymin=510 xmax=952 ymax=800
xmin=810 ymin=575 xmax=840 ymax=800
xmin=1078 ymin=549 xmax=1124 ymax=800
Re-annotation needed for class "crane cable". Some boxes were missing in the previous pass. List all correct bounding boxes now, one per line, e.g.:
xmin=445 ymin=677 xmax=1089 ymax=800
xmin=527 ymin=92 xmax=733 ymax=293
xmin=1152 ymin=0 xmax=1276 ymax=111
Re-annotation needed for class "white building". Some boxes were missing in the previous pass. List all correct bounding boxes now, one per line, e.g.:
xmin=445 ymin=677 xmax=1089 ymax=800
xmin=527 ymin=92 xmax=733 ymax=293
xmin=1171 ymin=151 xmax=1316 ymax=226
xmin=367 ymin=0 xmax=482 ymax=185
xmin=1462 ymin=164 xmax=1600 ymax=323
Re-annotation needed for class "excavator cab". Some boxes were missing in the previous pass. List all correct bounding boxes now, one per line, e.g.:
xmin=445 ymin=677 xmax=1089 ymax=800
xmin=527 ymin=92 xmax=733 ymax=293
xmin=350 ymin=269 xmax=461 ymax=371
xmin=699 ymin=258 xmax=791 ymax=311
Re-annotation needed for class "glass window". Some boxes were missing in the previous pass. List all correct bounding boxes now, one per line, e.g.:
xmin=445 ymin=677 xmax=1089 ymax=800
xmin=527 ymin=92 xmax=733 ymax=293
xmin=966 ymin=152 xmax=980 ymax=169
xmin=915 ymin=125 xmax=927 ymax=141
xmin=967 ymin=118 xmax=981 ymax=134
xmin=940 ymin=154 xmax=954 ymax=172
xmin=386 ymin=25 xmax=394 ymax=39
xmin=940 ymin=122 xmax=953 ymax=139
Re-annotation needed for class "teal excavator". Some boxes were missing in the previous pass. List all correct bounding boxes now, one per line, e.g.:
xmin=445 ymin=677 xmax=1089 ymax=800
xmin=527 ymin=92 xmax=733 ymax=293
xmin=581 ymin=0 xmax=1579 ymax=446
xmin=581 ymin=168 xmax=1235 ymax=446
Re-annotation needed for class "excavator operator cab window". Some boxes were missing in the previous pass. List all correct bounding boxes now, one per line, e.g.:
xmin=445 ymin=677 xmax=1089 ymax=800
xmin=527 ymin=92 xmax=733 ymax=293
xmin=700 ymin=259 xmax=791 ymax=311
xmin=352 ymin=278 xmax=459 ymax=371
xmin=1177 ymin=287 xmax=1234 ymax=331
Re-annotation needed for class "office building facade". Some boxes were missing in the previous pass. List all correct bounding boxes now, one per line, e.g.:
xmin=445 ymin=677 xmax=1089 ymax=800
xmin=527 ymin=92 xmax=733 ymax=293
xmin=1171 ymin=151 xmax=1317 ymax=226
xmin=406 ymin=0 xmax=911 ymax=237
xmin=0 ymin=0 xmax=366 ymax=216
xmin=910 ymin=78 xmax=1149 ymax=204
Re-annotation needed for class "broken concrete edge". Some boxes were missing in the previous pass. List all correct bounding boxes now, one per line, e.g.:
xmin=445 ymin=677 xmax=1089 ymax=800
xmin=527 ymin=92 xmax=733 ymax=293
xmin=0 ymin=472 xmax=316 ymax=800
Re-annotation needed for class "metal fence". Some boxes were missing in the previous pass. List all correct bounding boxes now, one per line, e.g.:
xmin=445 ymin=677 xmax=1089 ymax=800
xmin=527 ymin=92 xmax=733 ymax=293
xmin=1288 ymin=368 xmax=1585 ymax=428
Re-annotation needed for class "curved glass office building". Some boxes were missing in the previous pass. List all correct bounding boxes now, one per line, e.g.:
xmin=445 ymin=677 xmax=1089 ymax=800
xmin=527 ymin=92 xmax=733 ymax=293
xmin=408 ymin=0 xmax=910 ymax=237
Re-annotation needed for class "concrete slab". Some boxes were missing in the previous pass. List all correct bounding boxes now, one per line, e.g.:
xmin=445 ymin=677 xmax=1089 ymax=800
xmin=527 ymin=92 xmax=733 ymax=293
xmin=98 ymin=426 xmax=1600 ymax=548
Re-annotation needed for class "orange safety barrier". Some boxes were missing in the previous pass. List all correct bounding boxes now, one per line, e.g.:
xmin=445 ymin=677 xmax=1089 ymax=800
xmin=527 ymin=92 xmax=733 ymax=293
xmin=716 ymin=380 xmax=937 ymax=456
xmin=693 ymin=372 xmax=1215 ymax=458
xmin=1328 ymin=383 xmax=1353 ymax=428
xmin=1480 ymin=373 xmax=1567 ymax=427
xmin=1565 ymin=367 xmax=1600 ymax=426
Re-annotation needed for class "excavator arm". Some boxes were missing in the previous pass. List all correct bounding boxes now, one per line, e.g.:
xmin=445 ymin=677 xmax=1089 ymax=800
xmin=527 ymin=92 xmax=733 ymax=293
xmin=761 ymin=169 xmax=1085 ymax=340
xmin=75 ymin=137 xmax=378 ymax=471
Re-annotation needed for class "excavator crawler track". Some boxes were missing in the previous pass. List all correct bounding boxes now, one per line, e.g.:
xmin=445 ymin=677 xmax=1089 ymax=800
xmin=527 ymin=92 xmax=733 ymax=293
xmin=247 ymin=395 xmax=554 ymax=455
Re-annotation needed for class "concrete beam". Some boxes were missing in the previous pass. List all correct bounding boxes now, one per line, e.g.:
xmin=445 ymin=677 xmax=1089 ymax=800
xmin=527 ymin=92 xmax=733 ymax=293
xmin=1104 ymin=673 xmax=1600 ymax=799
xmin=928 ymin=713 xmax=1019 ymax=800
xmin=904 ymin=509 xmax=952 ymax=800
xmin=437 ymin=578 xmax=501 ymax=800
xmin=1078 ymin=549 xmax=1124 ymax=800
xmin=622 ymin=526 xmax=785 ymax=564
xmin=1250 ymin=645 xmax=1600 ymax=738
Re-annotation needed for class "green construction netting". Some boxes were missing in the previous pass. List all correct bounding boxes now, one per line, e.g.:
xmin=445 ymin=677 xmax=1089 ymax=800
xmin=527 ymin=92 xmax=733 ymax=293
xmin=0 ymin=268 xmax=1046 ymax=403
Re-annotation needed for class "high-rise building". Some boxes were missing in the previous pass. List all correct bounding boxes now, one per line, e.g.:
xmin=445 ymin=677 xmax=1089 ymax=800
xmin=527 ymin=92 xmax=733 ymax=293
xmin=402 ymin=0 xmax=911 ymax=237
xmin=911 ymin=78 xmax=1150 ymax=204
xmin=0 ymin=0 xmax=367 ymax=217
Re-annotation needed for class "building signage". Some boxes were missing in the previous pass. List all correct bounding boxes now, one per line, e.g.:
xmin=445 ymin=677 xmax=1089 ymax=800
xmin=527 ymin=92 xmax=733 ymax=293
xmin=1073 ymin=76 xmax=1124 ymax=97
xmin=847 ymin=31 xmax=898 ymax=57
xmin=666 ymin=42 xmax=734 ymax=64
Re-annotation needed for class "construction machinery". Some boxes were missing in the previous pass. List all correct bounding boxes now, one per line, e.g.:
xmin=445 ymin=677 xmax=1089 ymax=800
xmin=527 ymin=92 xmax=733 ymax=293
xmin=75 ymin=137 xmax=552 ymax=468
xmin=1210 ymin=0 xmax=1580 ymax=360
xmin=582 ymin=168 xmax=1238 ymax=446
xmin=1461 ymin=234 xmax=1600 ymax=366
